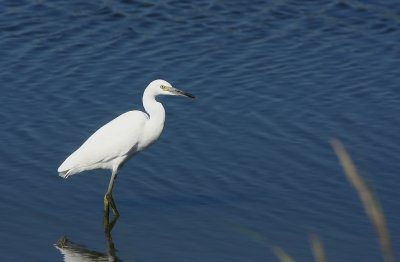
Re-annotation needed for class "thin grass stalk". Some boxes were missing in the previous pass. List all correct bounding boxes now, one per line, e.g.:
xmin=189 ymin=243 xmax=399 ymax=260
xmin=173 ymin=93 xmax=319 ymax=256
xmin=309 ymin=234 xmax=327 ymax=262
xmin=331 ymin=139 xmax=394 ymax=262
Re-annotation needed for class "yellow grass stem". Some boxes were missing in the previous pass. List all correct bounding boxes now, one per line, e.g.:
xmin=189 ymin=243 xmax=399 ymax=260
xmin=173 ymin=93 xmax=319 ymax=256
xmin=309 ymin=234 xmax=327 ymax=262
xmin=331 ymin=139 xmax=394 ymax=262
xmin=272 ymin=246 xmax=295 ymax=262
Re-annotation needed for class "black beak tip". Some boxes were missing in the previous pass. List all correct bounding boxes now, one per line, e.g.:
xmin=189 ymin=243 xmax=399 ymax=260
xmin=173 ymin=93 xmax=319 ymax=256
xmin=181 ymin=91 xmax=195 ymax=99
xmin=176 ymin=88 xmax=195 ymax=99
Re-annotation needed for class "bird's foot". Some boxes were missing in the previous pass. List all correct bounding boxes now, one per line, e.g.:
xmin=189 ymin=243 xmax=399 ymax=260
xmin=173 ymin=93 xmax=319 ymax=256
xmin=104 ymin=193 xmax=120 ymax=218
xmin=103 ymin=193 xmax=120 ymax=232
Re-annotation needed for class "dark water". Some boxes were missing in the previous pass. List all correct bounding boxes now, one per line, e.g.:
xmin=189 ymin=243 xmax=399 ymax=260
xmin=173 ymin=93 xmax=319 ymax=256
xmin=1 ymin=0 xmax=400 ymax=261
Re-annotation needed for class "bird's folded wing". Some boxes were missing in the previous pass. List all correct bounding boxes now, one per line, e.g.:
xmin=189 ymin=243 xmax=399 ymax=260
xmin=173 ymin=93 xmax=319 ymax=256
xmin=58 ymin=111 xmax=148 ymax=173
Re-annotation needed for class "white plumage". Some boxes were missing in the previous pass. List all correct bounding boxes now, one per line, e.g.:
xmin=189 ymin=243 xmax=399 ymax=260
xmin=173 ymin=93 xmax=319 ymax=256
xmin=58 ymin=111 xmax=148 ymax=178
xmin=57 ymin=79 xmax=194 ymax=217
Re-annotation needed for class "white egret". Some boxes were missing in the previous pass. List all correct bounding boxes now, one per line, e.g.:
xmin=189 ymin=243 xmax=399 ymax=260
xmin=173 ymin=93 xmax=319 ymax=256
xmin=58 ymin=79 xmax=195 ymax=218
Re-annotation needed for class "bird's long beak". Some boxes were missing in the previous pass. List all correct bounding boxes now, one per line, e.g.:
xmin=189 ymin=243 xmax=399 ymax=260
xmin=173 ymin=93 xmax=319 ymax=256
xmin=169 ymin=87 xmax=195 ymax=99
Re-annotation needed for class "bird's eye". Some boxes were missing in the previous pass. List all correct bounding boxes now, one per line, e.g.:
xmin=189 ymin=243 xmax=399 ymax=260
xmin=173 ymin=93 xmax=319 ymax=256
xmin=160 ymin=85 xmax=166 ymax=90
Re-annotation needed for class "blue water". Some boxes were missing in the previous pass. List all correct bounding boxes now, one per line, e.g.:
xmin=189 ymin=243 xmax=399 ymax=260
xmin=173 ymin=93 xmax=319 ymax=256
xmin=1 ymin=0 xmax=400 ymax=261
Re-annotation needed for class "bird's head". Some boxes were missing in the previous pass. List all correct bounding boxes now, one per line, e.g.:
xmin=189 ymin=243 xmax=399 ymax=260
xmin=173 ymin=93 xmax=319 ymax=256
xmin=147 ymin=79 xmax=195 ymax=99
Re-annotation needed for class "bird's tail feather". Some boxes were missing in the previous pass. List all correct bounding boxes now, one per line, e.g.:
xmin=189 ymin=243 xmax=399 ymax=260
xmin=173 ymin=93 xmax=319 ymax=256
xmin=59 ymin=170 xmax=70 ymax=178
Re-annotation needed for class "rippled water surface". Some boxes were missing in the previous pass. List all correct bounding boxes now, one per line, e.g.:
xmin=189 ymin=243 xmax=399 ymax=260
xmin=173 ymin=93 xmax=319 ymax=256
xmin=1 ymin=0 xmax=400 ymax=261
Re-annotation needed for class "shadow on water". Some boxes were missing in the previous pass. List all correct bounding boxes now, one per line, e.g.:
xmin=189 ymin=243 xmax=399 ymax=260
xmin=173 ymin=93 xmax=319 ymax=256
xmin=55 ymin=216 xmax=121 ymax=262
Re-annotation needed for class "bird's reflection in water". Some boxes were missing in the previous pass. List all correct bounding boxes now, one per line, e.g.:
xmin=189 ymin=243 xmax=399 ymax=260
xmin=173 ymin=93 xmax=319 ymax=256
xmin=55 ymin=216 xmax=121 ymax=262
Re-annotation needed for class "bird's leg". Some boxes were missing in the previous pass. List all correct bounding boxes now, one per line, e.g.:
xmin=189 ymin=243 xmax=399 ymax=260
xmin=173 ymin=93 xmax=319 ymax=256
xmin=104 ymin=169 xmax=120 ymax=219
xmin=103 ymin=209 xmax=119 ymax=239
xmin=103 ymin=193 xmax=120 ymax=232
xmin=108 ymin=195 xmax=119 ymax=217
xmin=104 ymin=219 xmax=117 ymax=258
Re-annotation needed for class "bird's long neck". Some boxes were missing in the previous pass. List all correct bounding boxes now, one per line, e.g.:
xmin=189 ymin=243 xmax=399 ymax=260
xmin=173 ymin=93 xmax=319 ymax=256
xmin=142 ymin=89 xmax=165 ymax=129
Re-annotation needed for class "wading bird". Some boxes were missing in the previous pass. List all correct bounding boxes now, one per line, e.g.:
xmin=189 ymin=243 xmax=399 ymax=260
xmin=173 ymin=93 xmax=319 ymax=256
xmin=58 ymin=80 xmax=195 ymax=220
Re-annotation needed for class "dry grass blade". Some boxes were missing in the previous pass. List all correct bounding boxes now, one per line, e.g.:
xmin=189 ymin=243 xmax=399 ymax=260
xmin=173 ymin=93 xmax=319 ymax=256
xmin=232 ymin=225 xmax=266 ymax=243
xmin=272 ymin=246 xmax=295 ymax=262
xmin=331 ymin=139 xmax=394 ymax=262
xmin=309 ymin=234 xmax=327 ymax=262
